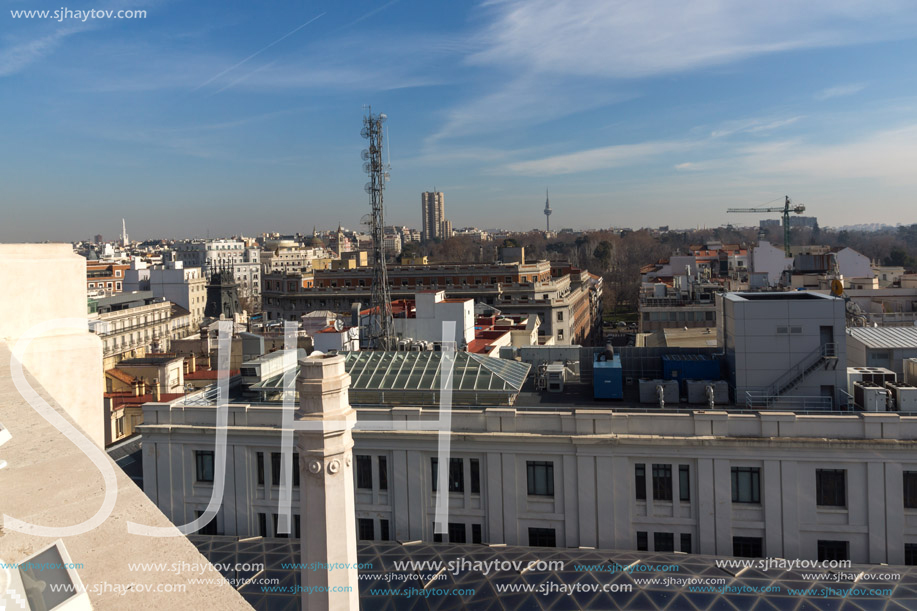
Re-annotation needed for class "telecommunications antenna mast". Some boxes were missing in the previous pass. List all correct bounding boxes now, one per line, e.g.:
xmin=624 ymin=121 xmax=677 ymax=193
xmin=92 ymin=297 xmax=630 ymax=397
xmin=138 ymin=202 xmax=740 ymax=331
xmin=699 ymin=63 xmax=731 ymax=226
xmin=361 ymin=106 xmax=393 ymax=350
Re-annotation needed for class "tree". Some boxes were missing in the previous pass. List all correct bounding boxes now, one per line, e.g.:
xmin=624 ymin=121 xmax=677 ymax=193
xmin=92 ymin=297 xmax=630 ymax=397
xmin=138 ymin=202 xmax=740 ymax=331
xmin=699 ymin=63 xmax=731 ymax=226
xmin=593 ymin=241 xmax=614 ymax=273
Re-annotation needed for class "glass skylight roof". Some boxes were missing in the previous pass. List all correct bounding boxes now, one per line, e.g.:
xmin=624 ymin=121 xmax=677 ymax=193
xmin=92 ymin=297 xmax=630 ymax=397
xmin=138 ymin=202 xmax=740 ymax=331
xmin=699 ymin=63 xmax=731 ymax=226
xmin=249 ymin=351 xmax=531 ymax=406
xmin=344 ymin=351 xmax=530 ymax=393
xmin=190 ymin=536 xmax=917 ymax=611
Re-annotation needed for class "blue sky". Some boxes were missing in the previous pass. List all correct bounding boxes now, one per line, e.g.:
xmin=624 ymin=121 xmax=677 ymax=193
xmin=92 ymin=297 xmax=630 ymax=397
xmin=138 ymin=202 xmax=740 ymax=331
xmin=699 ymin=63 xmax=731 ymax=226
xmin=2 ymin=0 xmax=917 ymax=241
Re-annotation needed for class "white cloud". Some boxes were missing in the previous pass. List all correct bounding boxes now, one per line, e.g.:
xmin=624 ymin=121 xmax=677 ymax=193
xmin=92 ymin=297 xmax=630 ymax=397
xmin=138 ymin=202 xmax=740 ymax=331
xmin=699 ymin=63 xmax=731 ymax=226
xmin=470 ymin=0 xmax=916 ymax=78
xmin=815 ymin=83 xmax=867 ymax=100
xmin=0 ymin=27 xmax=83 ymax=77
xmin=432 ymin=0 xmax=915 ymax=140
xmin=710 ymin=116 xmax=803 ymax=138
xmin=740 ymin=125 xmax=917 ymax=184
xmin=497 ymin=140 xmax=695 ymax=175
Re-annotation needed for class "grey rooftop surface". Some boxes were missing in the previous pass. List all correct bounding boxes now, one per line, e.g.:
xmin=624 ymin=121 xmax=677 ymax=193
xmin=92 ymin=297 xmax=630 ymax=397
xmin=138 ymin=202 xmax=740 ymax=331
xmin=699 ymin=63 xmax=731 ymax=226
xmin=190 ymin=535 xmax=917 ymax=611
xmin=848 ymin=327 xmax=917 ymax=350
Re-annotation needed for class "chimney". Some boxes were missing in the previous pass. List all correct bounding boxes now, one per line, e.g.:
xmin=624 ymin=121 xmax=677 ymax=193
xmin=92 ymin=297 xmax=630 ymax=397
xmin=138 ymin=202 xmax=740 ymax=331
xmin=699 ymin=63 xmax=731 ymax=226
xmin=190 ymin=352 xmax=197 ymax=374
xmin=139 ymin=378 xmax=147 ymax=395
xmin=151 ymin=379 xmax=161 ymax=402
xmin=132 ymin=380 xmax=140 ymax=397
xmin=295 ymin=353 xmax=359 ymax=609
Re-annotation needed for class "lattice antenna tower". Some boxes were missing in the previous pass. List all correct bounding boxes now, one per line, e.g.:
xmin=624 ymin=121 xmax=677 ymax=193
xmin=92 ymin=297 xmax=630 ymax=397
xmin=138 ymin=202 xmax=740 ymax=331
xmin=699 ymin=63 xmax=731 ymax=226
xmin=361 ymin=107 xmax=393 ymax=350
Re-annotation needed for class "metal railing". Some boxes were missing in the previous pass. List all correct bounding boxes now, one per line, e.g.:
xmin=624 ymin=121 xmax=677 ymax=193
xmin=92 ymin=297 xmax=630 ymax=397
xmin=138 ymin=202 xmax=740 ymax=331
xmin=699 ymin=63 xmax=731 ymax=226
xmin=744 ymin=393 xmax=837 ymax=411
xmin=767 ymin=342 xmax=836 ymax=397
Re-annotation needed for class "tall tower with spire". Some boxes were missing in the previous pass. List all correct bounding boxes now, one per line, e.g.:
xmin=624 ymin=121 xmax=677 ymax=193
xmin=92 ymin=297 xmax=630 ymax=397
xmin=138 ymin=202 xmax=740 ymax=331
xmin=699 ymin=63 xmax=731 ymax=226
xmin=544 ymin=188 xmax=552 ymax=233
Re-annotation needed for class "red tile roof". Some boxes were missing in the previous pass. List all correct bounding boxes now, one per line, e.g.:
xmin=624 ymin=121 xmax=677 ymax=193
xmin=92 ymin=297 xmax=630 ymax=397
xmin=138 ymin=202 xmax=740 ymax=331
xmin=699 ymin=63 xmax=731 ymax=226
xmin=105 ymin=368 xmax=136 ymax=385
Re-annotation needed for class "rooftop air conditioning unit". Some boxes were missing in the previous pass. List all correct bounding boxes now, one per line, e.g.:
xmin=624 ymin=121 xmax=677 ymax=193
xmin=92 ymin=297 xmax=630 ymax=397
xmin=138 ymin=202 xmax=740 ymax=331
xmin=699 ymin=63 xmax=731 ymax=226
xmin=853 ymin=381 xmax=890 ymax=412
xmin=847 ymin=367 xmax=896 ymax=396
xmin=885 ymin=381 xmax=917 ymax=412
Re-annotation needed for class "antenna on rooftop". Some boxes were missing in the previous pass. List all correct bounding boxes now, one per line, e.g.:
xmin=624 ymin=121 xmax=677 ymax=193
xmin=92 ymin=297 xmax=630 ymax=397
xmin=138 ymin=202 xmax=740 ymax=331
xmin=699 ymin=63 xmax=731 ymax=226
xmin=362 ymin=106 xmax=393 ymax=350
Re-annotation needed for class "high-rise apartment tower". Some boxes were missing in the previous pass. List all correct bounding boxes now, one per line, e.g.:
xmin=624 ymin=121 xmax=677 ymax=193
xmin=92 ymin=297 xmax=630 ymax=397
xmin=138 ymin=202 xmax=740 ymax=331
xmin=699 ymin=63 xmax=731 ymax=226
xmin=421 ymin=191 xmax=445 ymax=242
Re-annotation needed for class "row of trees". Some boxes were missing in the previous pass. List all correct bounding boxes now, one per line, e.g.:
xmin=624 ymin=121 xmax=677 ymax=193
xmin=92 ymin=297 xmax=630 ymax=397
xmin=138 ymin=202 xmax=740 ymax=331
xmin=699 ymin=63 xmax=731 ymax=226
xmin=393 ymin=223 xmax=917 ymax=313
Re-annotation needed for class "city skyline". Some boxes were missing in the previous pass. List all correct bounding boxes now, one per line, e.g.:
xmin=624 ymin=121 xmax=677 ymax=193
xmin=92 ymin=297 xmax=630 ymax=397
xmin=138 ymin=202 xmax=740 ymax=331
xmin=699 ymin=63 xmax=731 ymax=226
xmin=3 ymin=1 xmax=917 ymax=241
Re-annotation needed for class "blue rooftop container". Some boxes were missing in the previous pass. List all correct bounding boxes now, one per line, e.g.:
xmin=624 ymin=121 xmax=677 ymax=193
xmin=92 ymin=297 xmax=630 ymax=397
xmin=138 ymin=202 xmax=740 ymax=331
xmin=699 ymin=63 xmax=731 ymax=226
xmin=661 ymin=354 xmax=721 ymax=385
xmin=594 ymin=352 xmax=623 ymax=400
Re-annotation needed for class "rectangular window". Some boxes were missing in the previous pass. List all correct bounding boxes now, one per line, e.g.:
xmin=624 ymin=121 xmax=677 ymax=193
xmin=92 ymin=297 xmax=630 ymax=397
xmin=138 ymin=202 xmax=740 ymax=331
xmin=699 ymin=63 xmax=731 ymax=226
xmin=470 ymin=459 xmax=481 ymax=494
xmin=654 ymin=532 xmax=675 ymax=552
xmin=733 ymin=537 xmax=763 ymax=558
xmin=256 ymin=452 xmax=265 ymax=486
xmin=652 ymin=464 xmax=672 ymax=501
xmin=433 ymin=524 xmax=443 ymax=543
xmin=472 ymin=524 xmax=482 ymax=544
xmin=817 ymin=540 xmax=849 ymax=562
xmin=258 ymin=513 xmax=267 ymax=537
xmin=904 ymin=472 xmax=917 ymax=508
xmin=816 ymin=469 xmax=847 ymax=507
xmin=635 ymin=464 xmax=646 ymax=501
xmin=356 ymin=455 xmax=373 ymax=490
xmin=679 ymin=465 xmax=690 ymax=502
xmin=636 ymin=531 xmax=648 ymax=551
xmin=527 ymin=461 xmax=555 ymax=497
xmin=272 ymin=514 xmax=288 ymax=539
xmin=380 ymin=519 xmax=390 ymax=541
xmin=449 ymin=458 xmax=464 ymax=493
xmin=292 ymin=453 xmax=300 ymax=488
xmin=196 ymin=510 xmax=218 ymax=535
xmin=680 ymin=533 xmax=692 ymax=554
xmin=294 ymin=515 xmax=301 ymax=539
xmin=731 ymin=467 xmax=761 ymax=504
xmin=906 ymin=544 xmax=917 ymax=566
xmin=358 ymin=518 xmax=374 ymax=541
xmin=431 ymin=457 xmax=438 ymax=492
xmin=449 ymin=523 xmax=467 ymax=544
xmin=378 ymin=456 xmax=388 ymax=491
xmin=528 ymin=527 xmax=556 ymax=547
xmin=271 ymin=452 xmax=281 ymax=486
xmin=195 ymin=450 xmax=214 ymax=483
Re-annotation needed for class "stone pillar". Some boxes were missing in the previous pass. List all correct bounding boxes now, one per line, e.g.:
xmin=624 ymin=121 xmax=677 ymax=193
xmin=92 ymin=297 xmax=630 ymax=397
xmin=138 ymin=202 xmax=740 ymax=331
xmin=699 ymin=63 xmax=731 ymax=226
xmin=296 ymin=353 xmax=359 ymax=610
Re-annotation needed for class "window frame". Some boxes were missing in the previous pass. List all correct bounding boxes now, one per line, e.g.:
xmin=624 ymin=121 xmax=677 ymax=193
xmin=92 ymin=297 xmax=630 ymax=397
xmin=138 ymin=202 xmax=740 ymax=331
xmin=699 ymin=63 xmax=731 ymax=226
xmin=733 ymin=536 xmax=764 ymax=558
xmin=816 ymin=469 xmax=847 ymax=508
xmin=654 ymin=532 xmax=675 ymax=552
xmin=635 ymin=464 xmax=646 ymax=501
xmin=678 ymin=464 xmax=690 ymax=502
xmin=356 ymin=455 xmax=373 ymax=490
xmin=195 ymin=450 xmax=214 ymax=483
xmin=904 ymin=471 xmax=917 ymax=509
xmin=652 ymin=464 xmax=673 ymax=502
xmin=731 ymin=466 xmax=761 ymax=504
xmin=526 ymin=460 xmax=555 ymax=497
xmin=528 ymin=527 xmax=557 ymax=548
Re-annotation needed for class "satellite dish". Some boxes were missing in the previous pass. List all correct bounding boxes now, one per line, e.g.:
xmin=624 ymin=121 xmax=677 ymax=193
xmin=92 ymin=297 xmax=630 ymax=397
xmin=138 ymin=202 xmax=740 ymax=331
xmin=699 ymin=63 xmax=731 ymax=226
xmin=333 ymin=319 xmax=344 ymax=332
xmin=830 ymin=278 xmax=844 ymax=297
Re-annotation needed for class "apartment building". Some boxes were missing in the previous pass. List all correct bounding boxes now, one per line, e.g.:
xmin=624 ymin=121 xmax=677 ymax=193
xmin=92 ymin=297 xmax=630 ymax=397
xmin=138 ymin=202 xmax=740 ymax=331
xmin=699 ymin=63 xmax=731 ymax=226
xmin=86 ymin=260 xmax=131 ymax=295
xmin=124 ymin=260 xmax=207 ymax=328
xmin=261 ymin=260 xmax=603 ymax=345
xmin=141 ymin=381 xmax=917 ymax=566
xmin=172 ymin=239 xmax=261 ymax=298
xmin=89 ymin=291 xmax=176 ymax=369
xmin=421 ymin=191 xmax=445 ymax=242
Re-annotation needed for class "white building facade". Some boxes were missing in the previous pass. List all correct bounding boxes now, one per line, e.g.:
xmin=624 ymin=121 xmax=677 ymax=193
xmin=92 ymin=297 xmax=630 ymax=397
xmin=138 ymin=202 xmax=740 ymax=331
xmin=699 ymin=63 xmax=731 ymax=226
xmin=141 ymin=402 xmax=917 ymax=566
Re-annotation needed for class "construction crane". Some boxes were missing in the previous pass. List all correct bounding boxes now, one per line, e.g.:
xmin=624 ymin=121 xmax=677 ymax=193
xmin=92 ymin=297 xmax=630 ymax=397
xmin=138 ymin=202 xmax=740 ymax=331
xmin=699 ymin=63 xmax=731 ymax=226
xmin=727 ymin=195 xmax=805 ymax=257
